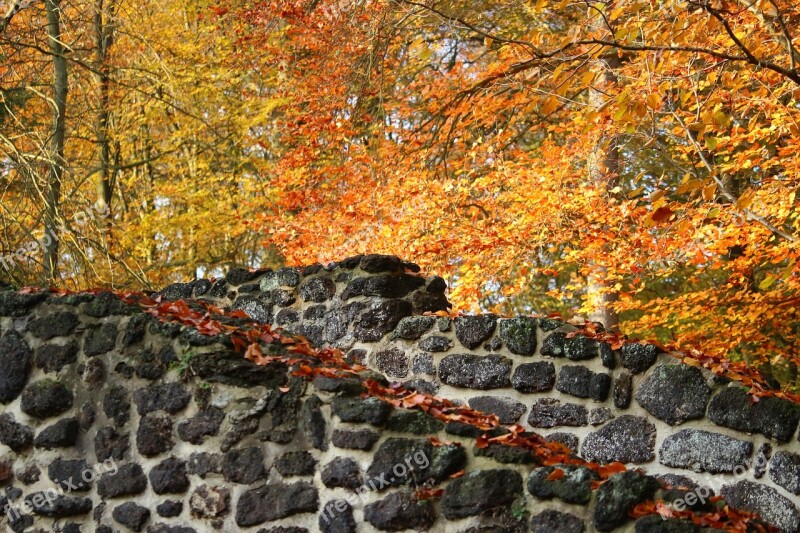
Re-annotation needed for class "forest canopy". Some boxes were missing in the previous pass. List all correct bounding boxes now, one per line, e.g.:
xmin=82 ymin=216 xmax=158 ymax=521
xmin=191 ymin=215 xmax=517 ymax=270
xmin=1 ymin=0 xmax=799 ymax=388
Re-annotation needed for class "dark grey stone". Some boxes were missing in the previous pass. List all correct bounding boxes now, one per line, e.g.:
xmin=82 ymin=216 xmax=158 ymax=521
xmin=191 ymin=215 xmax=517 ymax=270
xmin=0 ymin=290 xmax=47 ymax=317
xmin=708 ymin=387 xmax=800 ymax=442
xmin=95 ymin=426 xmax=130 ymax=461
xmin=341 ymin=274 xmax=424 ymax=300
xmin=367 ymin=438 xmax=465 ymax=490
xmin=593 ymin=471 xmax=660 ymax=531
xmin=541 ymin=333 xmax=597 ymax=360
xmin=721 ymin=480 xmax=800 ymax=532
xmin=498 ymin=317 xmax=538 ymax=355
xmin=599 ymin=343 xmax=616 ymax=369
xmin=157 ymin=500 xmax=183 ymax=518
xmin=589 ymin=408 xmax=615 ymax=426
xmin=402 ymin=378 xmax=439 ymax=395
xmin=454 ymin=315 xmax=498 ymax=349
xmin=614 ymin=372 xmax=633 ymax=409
xmin=133 ymin=383 xmax=191 ymax=416
xmin=27 ymin=311 xmax=79 ymax=340
xmin=331 ymin=396 xmax=392 ymax=425
xmin=555 ymin=366 xmax=611 ymax=401
xmin=187 ymin=452 xmax=222 ymax=478
xmin=439 ymin=354 xmax=512 ymax=389
xmin=441 ymin=469 xmax=523 ymax=519
xmin=222 ymin=447 xmax=266 ymax=484
xmin=34 ymin=341 xmax=78 ymax=373
xmin=411 ymin=353 xmax=435 ymax=375
xmin=150 ymin=457 xmax=190 ymax=494
xmin=137 ymin=412 xmax=174 ymax=457
xmin=98 ymin=463 xmax=148 ymax=498
xmin=634 ymin=515 xmax=699 ymax=532
xmin=103 ymin=385 xmax=130 ymax=427
xmin=385 ymin=411 xmax=444 ymax=434
xmin=636 ymin=365 xmax=711 ymax=425
xmin=374 ymin=348 xmax=408 ymax=378
xmin=353 ymin=300 xmax=413 ymax=342
xmin=48 ymin=459 xmax=92 ymax=492
xmin=177 ymin=408 xmax=225 ymax=444
xmin=332 ymin=428 xmax=381 ymax=450
xmin=300 ymin=278 xmax=336 ymax=302
xmin=468 ymin=396 xmax=526 ymax=424
xmin=581 ymin=415 xmax=656 ymax=464
xmin=512 ymin=362 xmax=556 ymax=393
xmin=275 ymin=309 xmax=300 ymax=325
xmin=321 ymin=457 xmax=362 ymax=490
xmin=474 ymin=442 xmax=537 ymax=464
xmin=24 ymin=492 xmax=92 ymax=518
xmin=527 ymin=398 xmax=588 ymax=428
xmin=235 ymin=482 xmax=318 ymax=526
xmin=769 ymin=451 xmax=800 ymax=494
xmin=113 ymin=502 xmax=151 ymax=531
xmin=33 ymin=417 xmax=80 ymax=449
xmin=20 ymin=379 xmax=73 ymax=419
xmin=364 ymin=491 xmax=436 ymax=531
xmin=0 ymin=414 xmax=33 ymax=452
xmin=527 ymin=465 xmax=599 ymax=505
xmin=394 ymin=316 xmax=435 ymax=340
xmin=301 ymin=395 xmax=327 ymax=451
xmin=275 ymin=451 xmax=317 ymax=477
xmin=659 ymin=429 xmax=753 ymax=474
xmin=231 ymin=294 xmax=273 ymax=323
xmin=83 ymin=323 xmax=118 ymax=356
xmin=620 ymin=343 xmax=660 ymax=374
xmin=319 ymin=500 xmax=357 ymax=533
xmin=418 ymin=335 xmax=452 ymax=352
xmin=81 ymin=291 xmax=135 ymax=317
xmin=546 ymin=432 xmax=579 ymax=453
xmin=530 ymin=510 xmax=585 ymax=533
xmin=0 ymin=330 xmax=32 ymax=403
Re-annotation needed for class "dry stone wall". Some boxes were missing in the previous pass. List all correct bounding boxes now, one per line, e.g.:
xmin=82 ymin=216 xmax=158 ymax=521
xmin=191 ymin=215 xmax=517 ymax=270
xmin=0 ymin=254 xmax=798 ymax=533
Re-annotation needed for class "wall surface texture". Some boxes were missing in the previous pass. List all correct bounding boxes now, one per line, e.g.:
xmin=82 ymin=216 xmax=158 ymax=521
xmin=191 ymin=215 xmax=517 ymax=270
xmin=0 ymin=254 xmax=798 ymax=533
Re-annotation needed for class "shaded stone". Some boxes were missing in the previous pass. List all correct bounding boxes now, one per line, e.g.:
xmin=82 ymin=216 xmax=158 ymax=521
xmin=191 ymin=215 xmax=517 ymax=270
xmin=137 ymin=412 xmax=174 ymax=457
xmin=498 ymin=317 xmax=538 ymax=355
xmin=581 ymin=415 xmax=656 ymax=464
xmin=441 ymin=469 xmax=523 ymax=519
xmin=634 ymin=515 xmax=699 ymax=533
xmin=300 ymin=277 xmax=336 ymax=302
xmin=319 ymin=500 xmax=356 ymax=533
xmin=83 ymin=357 xmax=106 ymax=385
xmin=189 ymin=485 xmax=230 ymax=518
xmin=332 ymin=428 xmax=380 ymax=450
xmin=275 ymin=309 xmax=300 ymax=325
xmin=540 ymin=333 xmax=597 ymax=360
xmin=769 ymin=451 xmax=800 ymax=494
xmin=322 ymin=308 xmax=348 ymax=341
xmin=190 ymin=349 xmax=288 ymax=389
xmin=331 ymin=396 xmax=392 ymax=425
xmin=708 ymin=387 xmax=800 ymax=442
xmin=81 ymin=291 xmax=135 ymax=317
xmin=275 ymin=451 xmax=316 ymax=477
xmin=546 ymin=432 xmax=579 ymax=453
xmin=103 ymin=385 xmax=130 ymax=427
xmin=353 ymin=299 xmax=413 ymax=342
xmin=235 ymin=482 xmax=318 ymax=526
xmin=341 ymin=274 xmax=424 ymax=300
xmin=402 ymin=378 xmax=438 ymax=396
xmin=620 ymin=343 xmax=660 ymax=374
xmin=374 ymin=348 xmax=408 ymax=378
xmin=454 ymin=315 xmax=498 ymax=349
xmin=222 ymin=447 xmax=266 ymax=484
xmin=367 ymin=438 xmax=466 ymax=489
xmin=159 ymin=282 xmax=194 ymax=300
xmin=150 ymin=457 xmax=190 ymax=494
xmin=123 ymin=314 xmax=149 ymax=347
xmin=555 ymin=366 xmax=611 ymax=401
xmin=33 ymin=417 xmax=80 ymax=449
xmin=0 ymin=330 xmax=32 ymax=403
xmin=528 ymin=465 xmax=599 ymax=505
xmin=468 ymin=396 xmax=526 ymax=424
xmin=321 ymin=457 xmax=362 ymax=490
xmin=157 ymin=500 xmax=183 ymax=518
xmin=98 ymin=463 xmax=147 ymax=498
xmin=0 ymin=414 xmax=33 ymax=452
xmin=359 ymin=254 xmax=409 ymax=273
xmin=177 ymin=408 xmax=225 ymax=444
xmin=530 ymin=510 xmax=585 ymax=533
xmin=364 ymin=491 xmax=436 ymax=531
xmin=593 ymin=471 xmax=660 ymax=531
xmin=113 ymin=502 xmax=150 ymax=531
xmin=133 ymin=383 xmax=191 ymax=416
xmin=186 ymin=452 xmax=222 ymax=478
xmin=0 ymin=290 xmax=48 ymax=317
xmin=83 ymin=323 xmax=118 ymax=356
xmin=34 ymin=341 xmax=78 ymax=373
xmin=614 ymin=372 xmax=633 ymax=409
xmin=394 ymin=317 xmax=435 ymax=340
xmin=24 ymin=492 xmax=92 ymax=518
xmin=16 ymin=463 xmax=40 ymax=484
xmin=385 ymin=411 xmax=444 ymax=434
xmin=95 ymin=426 xmax=129 ymax=461
xmin=20 ymin=379 xmax=73 ymax=419
xmin=418 ymin=335 xmax=452 ymax=352
xmin=474 ymin=443 xmax=536 ymax=464
xmin=439 ymin=354 xmax=512 ymax=389
xmin=27 ymin=311 xmax=79 ymax=340
xmin=48 ymin=459 xmax=92 ymax=492
xmin=300 ymin=395 xmax=327 ymax=451
xmin=659 ymin=429 xmax=753 ymax=474
xmin=720 ymin=480 xmax=800 ymax=532
xmin=636 ymin=365 xmax=711 ymax=425
xmin=512 ymin=362 xmax=556 ymax=393
xmin=599 ymin=343 xmax=616 ymax=369
xmin=527 ymin=398 xmax=587 ymax=428
xmin=231 ymin=295 xmax=273 ymax=323
xmin=754 ymin=443 xmax=771 ymax=479
xmin=311 ymin=376 xmax=364 ymax=395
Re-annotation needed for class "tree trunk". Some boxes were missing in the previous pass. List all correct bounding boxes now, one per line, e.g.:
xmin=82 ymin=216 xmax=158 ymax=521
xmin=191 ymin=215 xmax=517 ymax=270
xmin=94 ymin=0 xmax=115 ymax=233
xmin=43 ymin=0 xmax=68 ymax=284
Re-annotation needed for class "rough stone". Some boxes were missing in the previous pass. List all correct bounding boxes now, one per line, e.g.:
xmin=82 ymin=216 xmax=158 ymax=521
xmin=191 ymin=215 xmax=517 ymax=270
xmin=83 ymin=323 xmax=119 ymax=356
xmin=189 ymin=485 xmax=230 ymax=518
xmin=547 ymin=432 xmax=579 ymax=453
xmin=364 ymin=491 xmax=436 ymax=531
xmin=331 ymin=428 xmax=381 ymax=450
xmin=498 ymin=317 xmax=538 ymax=355
xmin=133 ymin=383 xmax=191 ymax=416
xmin=474 ymin=442 xmax=536 ymax=464
xmin=341 ymin=274 xmax=424 ymax=300
xmin=367 ymin=438 xmax=465 ymax=489
xmin=33 ymin=417 xmax=80 ymax=449
xmin=720 ymin=480 xmax=800 ymax=532
xmin=177 ymin=408 xmax=225 ymax=444
xmin=555 ymin=366 xmax=611 ymax=401
xmin=769 ymin=451 xmax=800 ymax=494
xmin=620 ymin=343 xmax=660 ymax=374
xmin=235 ymin=482 xmax=318 ymax=526
xmin=530 ymin=510 xmax=585 ymax=533
xmin=0 ymin=290 xmax=48 ymax=317
xmin=137 ymin=413 xmax=174 ymax=457
xmin=48 ymin=459 xmax=92 ymax=492
xmin=319 ymin=500 xmax=357 ymax=533
xmin=441 ymin=469 xmax=523 ymax=519
xmin=98 ymin=463 xmax=148 ymax=498
xmin=353 ymin=300 xmax=413 ymax=342
xmin=0 ymin=331 xmax=32 ymax=404
xmin=385 ymin=410 xmax=444 ymax=434
xmin=708 ymin=387 xmax=800 ymax=442
xmin=20 ymin=379 xmax=73 ymax=419
xmin=24 ymin=492 xmax=92 ymax=518
xmin=411 ymin=353 xmax=435 ymax=375
xmin=636 ymin=365 xmax=711 ymax=425
xmin=540 ymin=333 xmax=598 ymax=360
xmin=633 ymin=515 xmax=699 ymax=533
xmin=511 ymin=362 xmax=556 ymax=393
xmin=374 ymin=348 xmax=408 ymax=378
xmin=113 ymin=502 xmax=150 ymax=531
xmin=527 ymin=398 xmax=588 ymax=428
xmin=27 ymin=311 xmax=79 ymax=340
xmin=300 ymin=396 xmax=327 ymax=451
xmin=593 ymin=471 xmax=660 ymax=531
xmin=439 ymin=354 xmax=512 ymax=389
xmin=275 ymin=451 xmax=317 ymax=477
xmin=299 ymin=277 xmax=335 ymax=303
xmin=454 ymin=315 xmax=498 ymax=349
xmin=34 ymin=341 xmax=78 ymax=373
xmin=150 ymin=457 xmax=190 ymax=494
xmin=394 ymin=316 xmax=435 ymax=340
xmin=157 ymin=500 xmax=184 ymax=518
xmin=468 ymin=396 xmax=526 ymax=424
xmin=103 ymin=385 xmax=131 ymax=427
xmin=528 ymin=465 xmax=599 ymax=505
xmin=659 ymin=429 xmax=753 ymax=474
xmin=599 ymin=343 xmax=616 ymax=369
xmin=231 ymin=294 xmax=273 ymax=323
xmin=331 ymin=396 xmax=392 ymax=425
xmin=0 ymin=414 xmax=34 ymax=452
xmin=95 ymin=426 xmax=129 ymax=461
xmin=582 ymin=415 xmax=656 ymax=464
xmin=187 ymin=452 xmax=222 ymax=478
xmin=614 ymin=372 xmax=633 ymax=409
xmin=418 ymin=335 xmax=452 ymax=352
xmin=321 ymin=458 xmax=362 ymax=490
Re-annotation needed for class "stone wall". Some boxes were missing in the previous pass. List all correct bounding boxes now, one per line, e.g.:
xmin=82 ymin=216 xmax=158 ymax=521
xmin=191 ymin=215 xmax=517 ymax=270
xmin=0 ymin=254 xmax=798 ymax=533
